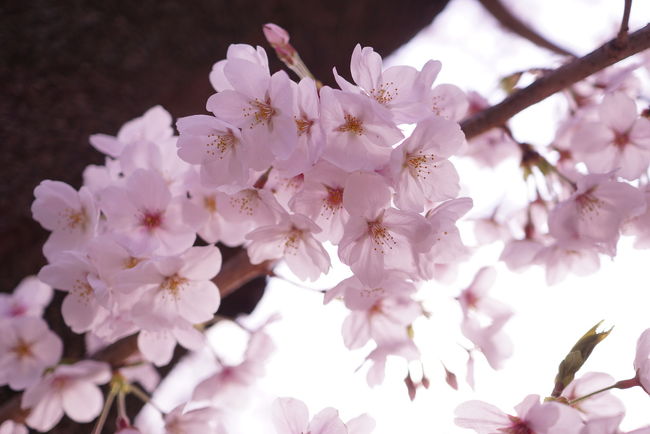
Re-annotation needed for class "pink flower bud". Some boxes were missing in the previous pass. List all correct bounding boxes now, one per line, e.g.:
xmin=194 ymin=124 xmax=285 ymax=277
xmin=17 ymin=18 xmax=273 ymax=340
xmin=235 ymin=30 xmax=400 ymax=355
xmin=263 ymin=23 xmax=290 ymax=46
xmin=263 ymin=23 xmax=296 ymax=64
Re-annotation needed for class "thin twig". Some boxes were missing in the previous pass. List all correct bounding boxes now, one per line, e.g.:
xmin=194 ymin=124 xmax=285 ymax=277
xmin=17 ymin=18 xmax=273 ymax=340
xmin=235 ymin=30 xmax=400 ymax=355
xmin=477 ymin=0 xmax=575 ymax=57
xmin=461 ymin=24 xmax=650 ymax=140
xmin=615 ymin=0 xmax=633 ymax=48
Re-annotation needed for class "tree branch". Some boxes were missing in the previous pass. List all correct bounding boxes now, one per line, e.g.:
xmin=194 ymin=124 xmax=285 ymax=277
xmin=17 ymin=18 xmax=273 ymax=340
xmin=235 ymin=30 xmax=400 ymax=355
xmin=477 ymin=0 xmax=575 ymax=57
xmin=616 ymin=0 xmax=633 ymax=48
xmin=0 ymin=250 xmax=273 ymax=425
xmin=460 ymin=23 xmax=650 ymax=140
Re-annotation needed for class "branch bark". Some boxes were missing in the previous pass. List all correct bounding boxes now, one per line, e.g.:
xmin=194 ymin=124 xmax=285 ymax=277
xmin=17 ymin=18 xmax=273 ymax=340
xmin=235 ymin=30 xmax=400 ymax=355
xmin=477 ymin=0 xmax=574 ymax=57
xmin=460 ymin=24 xmax=650 ymax=140
xmin=0 ymin=250 xmax=273 ymax=425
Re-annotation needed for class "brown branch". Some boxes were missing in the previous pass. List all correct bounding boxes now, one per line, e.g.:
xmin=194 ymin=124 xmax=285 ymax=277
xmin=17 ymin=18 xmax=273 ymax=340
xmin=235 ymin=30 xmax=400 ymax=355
xmin=477 ymin=0 xmax=575 ymax=57
xmin=461 ymin=23 xmax=650 ymax=140
xmin=0 ymin=250 xmax=273 ymax=425
xmin=616 ymin=0 xmax=633 ymax=48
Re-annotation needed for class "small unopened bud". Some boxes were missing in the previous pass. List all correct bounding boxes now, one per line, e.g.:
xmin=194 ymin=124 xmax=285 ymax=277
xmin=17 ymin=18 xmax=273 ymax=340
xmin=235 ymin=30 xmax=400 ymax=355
xmin=442 ymin=364 xmax=458 ymax=390
xmin=263 ymin=23 xmax=297 ymax=65
xmin=404 ymin=374 xmax=417 ymax=401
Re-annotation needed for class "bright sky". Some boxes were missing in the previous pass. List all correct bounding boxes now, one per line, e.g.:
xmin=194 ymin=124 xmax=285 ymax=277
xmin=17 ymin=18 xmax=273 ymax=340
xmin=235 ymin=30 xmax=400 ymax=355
xmin=140 ymin=1 xmax=650 ymax=432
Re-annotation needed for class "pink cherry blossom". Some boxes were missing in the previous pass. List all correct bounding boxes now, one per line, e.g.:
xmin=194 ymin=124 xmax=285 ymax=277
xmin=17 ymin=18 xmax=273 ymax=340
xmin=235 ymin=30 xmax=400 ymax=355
xmin=0 ymin=421 xmax=27 ymax=434
xmin=341 ymin=295 xmax=420 ymax=350
xmin=324 ymin=272 xmax=416 ymax=310
xmin=0 ymin=317 xmax=62 ymax=390
xmin=429 ymin=83 xmax=469 ymax=121
xmin=561 ymin=372 xmax=624 ymax=420
xmin=100 ymin=168 xmax=197 ymax=256
xmin=319 ymin=87 xmax=403 ymax=171
xmin=417 ymin=197 xmax=472 ymax=279
xmin=571 ymin=92 xmax=650 ymax=180
xmin=209 ymin=44 xmax=269 ymax=93
xmin=132 ymin=245 xmax=222 ymax=330
xmin=334 ymin=44 xmax=440 ymax=124
xmin=246 ymin=213 xmax=330 ymax=281
xmin=89 ymin=105 xmax=174 ymax=158
xmin=274 ymin=77 xmax=325 ymax=177
xmin=163 ymin=403 xmax=222 ymax=434
xmin=31 ymin=180 xmax=99 ymax=261
xmin=458 ymin=267 xmax=512 ymax=321
xmin=634 ymin=328 xmax=650 ymax=394
xmin=207 ymin=65 xmax=297 ymax=161
xmin=272 ymin=397 xmax=370 ymax=434
xmin=289 ymin=161 xmax=351 ymax=243
xmin=338 ymin=172 xmax=431 ymax=286
xmin=22 ymin=360 xmax=111 ymax=432
xmin=176 ymin=114 xmax=250 ymax=189
xmin=364 ymin=340 xmax=420 ymax=387
xmin=548 ymin=173 xmax=645 ymax=256
xmin=389 ymin=116 xmax=464 ymax=212
xmin=38 ymin=251 xmax=109 ymax=334
xmin=455 ymin=394 xmax=583 ymax=434
xmin=0 ymin=276 xmax=52 ymax=319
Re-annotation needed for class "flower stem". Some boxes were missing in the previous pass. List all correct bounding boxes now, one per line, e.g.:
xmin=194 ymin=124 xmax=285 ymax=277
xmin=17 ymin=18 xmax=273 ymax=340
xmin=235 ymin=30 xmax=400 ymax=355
xmin=129 ymin=383 xmax=164 ymax=413
xmin=91 ymin=382 xmax=119 ymax=434
xmin=568 ymin=377 xmax=640 ymax=405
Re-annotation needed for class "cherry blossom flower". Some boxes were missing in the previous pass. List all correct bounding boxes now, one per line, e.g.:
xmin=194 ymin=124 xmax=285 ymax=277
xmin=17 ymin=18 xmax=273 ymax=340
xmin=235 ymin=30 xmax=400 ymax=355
xmin=274 ymin=77 xmax=325 ymax=177
xmin=561 ymin=372 xmax=624 ymax=420
xmin=290 ymin=161 xmax=351 ymax=243
xmin=458 ymin=267 xmax=512 ymax=322
xmin=455 ymin=394 xmax=583 ymax=434
xmin=0 ymin=421 xmax=27 ymax=434
xmin=209 ymin=44 xmax=269 ymax=93
xmin=319 ymin=87 xmax=403 ymax=171
xmin=207 ymin=65 xmax=297 ymax=162
xmin=22 ymin=360 xmax=111 ymax=432
xmin=246 ymin=212 xmax=330 ymax=281
xmin=272 ymin=397 xmax=372 ymax=434
xmin=89 ymin=105 xmax=174 ymax=159
xmin=571 ymin=92 xmax=650 ymax=180
xmin=193 ymin=328 xmax=275 ymax=405
xmin=364 ymin=340 xmax=420 ymax=387
xmin=0 ymin=276 xmax=52 ymax=319
xmin=388 ymin=116 xmax=464 ymax=212
xmin=163 ymin=403 xmax=222 ymax=434
xmin=38 ymin=250 xmax=109 ymax=334
xmin=32 ymin=180 xmax=99 ymax=261
xmin=547 ymin=173 xmax=645 ymax=256
xmin=417 ymin=197 xmax=472 ymax=279
xmin=132 ymin=245 xmax=222 ymax=330
xmin=338 ymin=172 xmax=431 ymax=286
xmin=324 ymin=272 xmax=416 ymax=310
xmin=100 ymin=168 xmax=197 ymax=256
xmin=634 ymin=328 xmax=650 ymax=394
xmin=341 ymin=295 xmax=420 ymax=350
xmin=334 ymin=44 xmax=441 ymax=124
xmin=176 ymin=114 xmax=250 ymax=189
xmin=0 ymin=317 xmax=62 ymax=390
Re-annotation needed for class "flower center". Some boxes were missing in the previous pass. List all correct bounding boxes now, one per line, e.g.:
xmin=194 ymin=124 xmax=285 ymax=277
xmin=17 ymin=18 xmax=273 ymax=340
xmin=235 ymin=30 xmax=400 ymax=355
xmin=370 ymin=81 xmax=397 ymax=105
xmin=336 ymin=113 xmax=364 ymax=135
xmin=204 ymin=195 xmax=217 ymax=214
xmin=406 ymin=153 xmax=435 ymax=179
xmin=244 ymin=98 xmax=276 ymax=127
xmin=161 ymin=274 xmax=188 ymax=299
xmin=367 ymin=219 xmax=396 ymax=253
xmin=206 ymin=131 xmax=237 ymax=158
xmin=498 ymin=416 xmax=532 ymax=434
xmin=140 ymin=211 xmax=163 ymax=231
xmin=614 ymin=131 xmax=630 ymax=148
xmin=295 ymin=117 xmax=314 ymax=136
xmin=12 ymin=339 xmax=33 ymax=359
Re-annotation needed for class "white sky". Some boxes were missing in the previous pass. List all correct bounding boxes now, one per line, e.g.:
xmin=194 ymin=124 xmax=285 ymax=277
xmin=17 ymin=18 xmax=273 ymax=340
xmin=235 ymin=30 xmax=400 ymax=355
xmin=142 ymin=1 xmax=650 ymax=432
